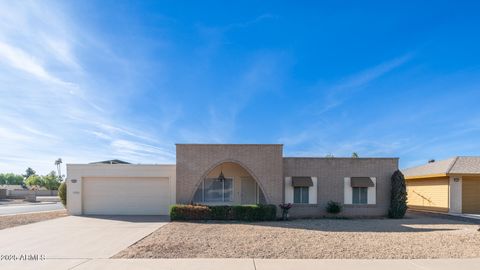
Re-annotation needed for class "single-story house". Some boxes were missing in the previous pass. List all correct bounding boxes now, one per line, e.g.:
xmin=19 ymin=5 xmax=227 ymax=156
xmin=67 ymin=144 xmax=398 ymax=217
xmin=402 ymin=156 xmax=480 ymax=214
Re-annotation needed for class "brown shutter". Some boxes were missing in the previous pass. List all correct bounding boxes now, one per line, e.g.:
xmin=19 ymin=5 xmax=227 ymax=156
xmin=351 ymin=177 xmax=374 ymax=187
xmin=292 ymin=177 xmax=313 ymax=187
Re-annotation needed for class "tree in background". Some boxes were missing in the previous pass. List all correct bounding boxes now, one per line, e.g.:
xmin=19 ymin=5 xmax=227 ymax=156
xmin=25 ymin=175 xmax=43 ymax=188
xmin=388 ymin=170 xmax=408 ymax=218
xmin=0 ymin=173 xmax=24 ymax=185
xmin=25 ymin=171 xmax=61 ymax=190
xmin=22 ymin=167 xmax=36 ymax=179
xmin=351 ymin=152 xmax=359 ymax=158
xmin=55 ymin=158 xmax=63 ymax=181
xmin=43 ymin=171 xmax=61 ymax=190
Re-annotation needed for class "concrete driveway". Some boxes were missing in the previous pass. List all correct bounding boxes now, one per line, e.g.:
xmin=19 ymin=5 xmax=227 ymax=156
xmin=0 ymin=215 xmax=168 ymax=260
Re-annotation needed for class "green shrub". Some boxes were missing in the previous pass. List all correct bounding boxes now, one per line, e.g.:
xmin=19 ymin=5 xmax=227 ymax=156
xmin=232 ymin=205 xmax=249 ymax=220
xmin=170 ymin=204 xmax=211 ymax=220
xmin=388 ymin=170 xmax=408 ymax=219
xmin=210 ymin=205 xmax=233 ymax=220
xmin=58 ymin=182 xmax=67 ymax=207
xmin=257 ymin=204 xmax=277 ymax=221
xmin=326 ymin=200 xmax=342 ymax=214
xmin=170 ymin=204 xmax=276 ymax=221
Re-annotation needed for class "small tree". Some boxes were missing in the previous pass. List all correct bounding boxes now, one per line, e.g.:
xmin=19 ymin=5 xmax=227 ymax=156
xmin=25 ymin=175 xmax=43 ymax=188
xmin=351 ymin=152 xmax=359 ymax=158
xmin=388 ymin=170 xmax=408 ymax=218
xmin=0 ymin=173 xmax=24 ymax=185
xmin=54 ymin=158 xmax=63 ymax=181
xmin=43 ymin=171 xmax=61 ymax=190
xmin=22 ymin=167 xmax=36 ymax=179
xmin=58 ymin=182 xmax=67 ymax=206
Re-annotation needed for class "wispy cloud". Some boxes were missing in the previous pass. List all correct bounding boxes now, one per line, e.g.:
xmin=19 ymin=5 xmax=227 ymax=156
xmin=0 ymin=1 xmax=176 ymax=174
xmin=279 ymin=53 xmax=414 ymax=151
xmin=0 ymin=41 xmax=70 ymax=86
xmin=225 ymin=14 xmax=278 ymax=30
xmin=110 ymin=140 xmax=175 ymax=162
xmin=316 ymin=53 xmax=413 ymax=114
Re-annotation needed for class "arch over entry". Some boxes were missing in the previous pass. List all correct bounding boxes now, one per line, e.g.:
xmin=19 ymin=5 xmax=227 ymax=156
xmin=189 ymin=159 xmax=271 ymax=204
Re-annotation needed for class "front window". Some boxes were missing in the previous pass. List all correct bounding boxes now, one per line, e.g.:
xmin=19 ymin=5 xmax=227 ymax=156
xmin=352 ymin=187 xmax=368 ymax=204
xmin=193 ymin=178 xmax=233 ymax=203
xmin=294 ymin=186 xmax=309 ymax=204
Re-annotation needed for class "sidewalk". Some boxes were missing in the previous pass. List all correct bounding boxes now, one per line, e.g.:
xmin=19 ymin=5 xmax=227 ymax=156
xmin=1 ymin=258 xmax=480 ymax=270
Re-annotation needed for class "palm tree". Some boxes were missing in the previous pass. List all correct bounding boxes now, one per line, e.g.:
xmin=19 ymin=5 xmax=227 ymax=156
xmin=55 ymin=158 xmax=63 ymax=181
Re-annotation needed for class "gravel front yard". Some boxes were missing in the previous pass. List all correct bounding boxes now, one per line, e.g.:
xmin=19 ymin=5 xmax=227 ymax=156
xmin=0 ymin=210 xmax=67 ymax=230
xmin=115 ymin=213 xmax=480 ymax=259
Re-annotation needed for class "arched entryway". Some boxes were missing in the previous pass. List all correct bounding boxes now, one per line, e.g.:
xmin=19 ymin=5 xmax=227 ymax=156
xmin=191 ymin=161 xmax=267 ymax=205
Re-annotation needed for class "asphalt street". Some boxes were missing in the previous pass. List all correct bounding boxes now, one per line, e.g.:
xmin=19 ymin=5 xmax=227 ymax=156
xmin=0 ymin=202 xmax=64 ymax=216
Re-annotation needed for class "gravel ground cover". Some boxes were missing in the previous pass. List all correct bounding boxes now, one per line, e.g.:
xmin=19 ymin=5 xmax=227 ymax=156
xmin=115 ymin=213 xmax=480 ymax=259
xmin=0 ymin=210 xmax=67 ymax=230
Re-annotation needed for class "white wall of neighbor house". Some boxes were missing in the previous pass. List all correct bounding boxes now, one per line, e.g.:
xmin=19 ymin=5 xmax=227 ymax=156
xmin=449 ymin=176 xmax=462 ymax=213
xmin=66 ymin=164 xmax=176 ymax=215
xmin=343 ymin=177 xmax=376 ymax=205
xmin=284 ymin=176 xmax=317 ymax=204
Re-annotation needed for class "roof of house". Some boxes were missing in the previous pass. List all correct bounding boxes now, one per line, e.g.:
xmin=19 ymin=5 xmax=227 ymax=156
xmin=89 ymin=159 xmax=131 ymax=164
xmin=402 ymin=156 xmax=480 ymax=177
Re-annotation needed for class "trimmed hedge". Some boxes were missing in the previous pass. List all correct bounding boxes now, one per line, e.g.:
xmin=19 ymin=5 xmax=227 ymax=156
xmin=170 ymin=204 xmax=277 ymax=221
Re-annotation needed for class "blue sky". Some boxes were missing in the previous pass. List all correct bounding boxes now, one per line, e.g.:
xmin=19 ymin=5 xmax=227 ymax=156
xmin=1 ymin=1 xmax=480 ymax=174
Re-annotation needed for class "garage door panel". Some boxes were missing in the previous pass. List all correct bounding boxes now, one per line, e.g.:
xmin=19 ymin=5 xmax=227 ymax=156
xmin=462 ymin=177 xmax=480 ymax=214
xmin=406 ymin=178 xmax=449 ymax=212
xmin=83 ymin=177 xmax=170 ymax=215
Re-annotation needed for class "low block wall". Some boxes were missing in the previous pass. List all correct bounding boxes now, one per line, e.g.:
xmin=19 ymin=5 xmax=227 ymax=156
xmin=7 ymin=190 xmax=58 ymax=199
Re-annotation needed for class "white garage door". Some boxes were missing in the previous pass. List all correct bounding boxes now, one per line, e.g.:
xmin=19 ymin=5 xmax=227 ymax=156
xmin=83 ymin=177 xmax=170 ymax=215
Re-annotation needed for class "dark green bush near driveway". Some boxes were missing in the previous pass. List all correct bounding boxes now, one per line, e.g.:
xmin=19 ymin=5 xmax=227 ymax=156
xmin=388 ymin=170 xmax=408 ymax=219
xmin=325 ymin=200 xmax=342 ymax=214
xmin=169 ymin=204 xmax=211 ymax=220
xmin=210 ymin=205 xmax=233 ymax=220
xmin=170 ymin=204 xmax=277 ymax=221
xmin=58 ymin=182 xmax=67 ymax=207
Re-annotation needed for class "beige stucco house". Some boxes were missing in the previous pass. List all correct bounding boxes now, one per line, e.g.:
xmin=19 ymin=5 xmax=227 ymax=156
xmin=402 ymin=156 xmax=480 ymax=214
xmin=67 ymin=144 xmax=398 ymax=217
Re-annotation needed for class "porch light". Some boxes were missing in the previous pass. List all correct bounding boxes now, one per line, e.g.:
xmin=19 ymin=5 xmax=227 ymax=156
xmin=217 ymin=170 xmax=226 ymax=182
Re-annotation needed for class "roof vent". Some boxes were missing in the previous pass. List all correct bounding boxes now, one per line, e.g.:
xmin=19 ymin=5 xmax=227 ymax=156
xmin=428 ymin=159 xmax=435 ymax=163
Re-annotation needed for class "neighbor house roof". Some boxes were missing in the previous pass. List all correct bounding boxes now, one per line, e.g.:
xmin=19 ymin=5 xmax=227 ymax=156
xmin=89 ymin=159 xmax=131 ymax=164
xmin=402 ymin=156 xmax=480 ymax=178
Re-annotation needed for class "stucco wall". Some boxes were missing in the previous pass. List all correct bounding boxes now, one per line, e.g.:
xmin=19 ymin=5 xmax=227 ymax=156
xmin=66 ymin=164 xmax=176 ymax=215
xmin=176 ymin=144 xmax=283 ymax=205
xmin=283 ymin=157 xmax=398 ymax=217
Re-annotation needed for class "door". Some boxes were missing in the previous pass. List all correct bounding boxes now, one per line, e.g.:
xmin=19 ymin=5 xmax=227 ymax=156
xmin=83 ymin=177 xmax=170 ymax=215
xmin=462 ymin=177 xmax=480 ymax=214
xmin=406 ymin=178 xmax=449 ymax=212
xmin=241 ymin=177 xmax=257 ymax=204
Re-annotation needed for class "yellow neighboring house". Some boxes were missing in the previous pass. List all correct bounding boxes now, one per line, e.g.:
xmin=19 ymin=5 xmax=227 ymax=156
xmin=402 ymin=156 xmax=480 ymax=214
